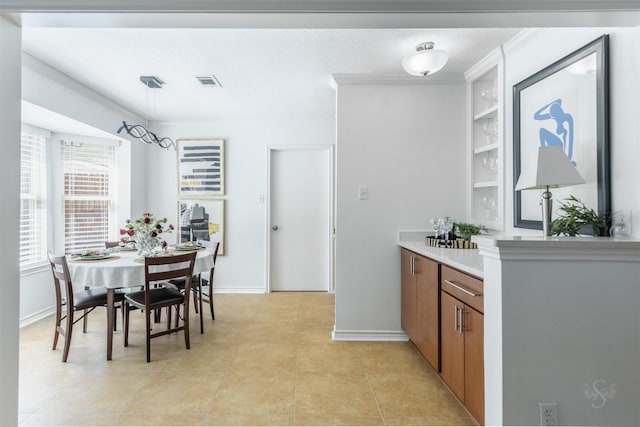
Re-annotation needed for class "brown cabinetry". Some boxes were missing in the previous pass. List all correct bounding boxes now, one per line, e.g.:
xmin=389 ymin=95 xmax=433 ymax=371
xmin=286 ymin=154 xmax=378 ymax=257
xmin=440 ymin=266 xmax=484 ymax=424
xmin=400 ymin=248 xmax=439 ymax=370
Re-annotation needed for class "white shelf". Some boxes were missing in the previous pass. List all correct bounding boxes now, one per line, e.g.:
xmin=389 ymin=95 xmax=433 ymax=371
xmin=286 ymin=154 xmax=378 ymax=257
xmin=473 ymin=181 xmax=499 ymax=189
xmin=466 ymin=46 xmax=505 ymax=232
xmin=473 ymin=143 xmax=499 ymax=154
xmin=473 ymin=105 xmax=498 ymax=121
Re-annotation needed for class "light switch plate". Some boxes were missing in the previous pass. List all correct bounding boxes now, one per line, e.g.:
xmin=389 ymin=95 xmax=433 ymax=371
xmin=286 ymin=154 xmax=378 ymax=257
xmin=358 ymin=186 xmax=369 ymax=200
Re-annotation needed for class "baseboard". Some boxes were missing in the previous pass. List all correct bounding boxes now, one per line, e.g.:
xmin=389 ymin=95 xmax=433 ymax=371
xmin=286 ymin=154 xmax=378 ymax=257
xmin=213 ymin=286 xmax=266 ymax=294
xmin=332 ymin=328 xmax=409 ymax=342
xmin=20 ymin=306 xmax=55 ymax=328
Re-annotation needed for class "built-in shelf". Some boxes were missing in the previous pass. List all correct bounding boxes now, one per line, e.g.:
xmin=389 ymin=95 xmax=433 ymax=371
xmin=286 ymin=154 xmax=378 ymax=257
xmin=473 ymin=143 xmax=499 ymax=154
xmin=473 ymin=181 xmax=499 ymax=189
xmin=466 ymin=46 xmax=505 ymax=231
xmin=473 ymin=105 xmax=498 ymax=121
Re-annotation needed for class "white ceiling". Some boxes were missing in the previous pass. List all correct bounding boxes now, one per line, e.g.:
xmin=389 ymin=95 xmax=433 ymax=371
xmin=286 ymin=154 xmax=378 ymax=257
xmin=17 ymin=4 xmax=638 ymax=133
xmin=21 ymin=27 xmax=521 ymax=126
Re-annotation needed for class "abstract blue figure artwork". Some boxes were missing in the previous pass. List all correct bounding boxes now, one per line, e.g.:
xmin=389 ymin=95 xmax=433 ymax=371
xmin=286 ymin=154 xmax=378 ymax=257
xmin=513 ymin=35 xmax=609 ymax=231
xmin=534 ymin=98 xmax=576 ymax=167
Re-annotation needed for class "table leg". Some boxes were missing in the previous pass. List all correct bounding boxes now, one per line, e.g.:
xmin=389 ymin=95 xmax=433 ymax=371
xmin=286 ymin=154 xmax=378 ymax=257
xmin=107 ymin=288 xmax=114 ymax=361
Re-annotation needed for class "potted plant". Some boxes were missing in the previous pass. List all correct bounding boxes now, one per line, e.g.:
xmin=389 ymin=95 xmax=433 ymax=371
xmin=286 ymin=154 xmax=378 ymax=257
xmin=454 ymin=222 xmax=488 ymax=241
xmin=551 ymin=195 xmax=613 ymax=237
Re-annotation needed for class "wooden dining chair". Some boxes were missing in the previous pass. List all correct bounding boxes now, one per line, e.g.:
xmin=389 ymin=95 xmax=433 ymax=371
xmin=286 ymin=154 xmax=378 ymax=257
xmin=167 ymin=241 xmax=219 ymax=334
xmin=123 ymin=251 xmax=197 ymax=362
xmin=104 ymin=241 xmax=120 ymax=248
xmin=48 ymin=252 xmax=125 ymax=362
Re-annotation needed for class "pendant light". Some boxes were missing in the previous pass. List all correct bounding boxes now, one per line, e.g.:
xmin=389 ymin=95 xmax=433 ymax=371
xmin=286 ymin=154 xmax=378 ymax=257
xmin=117 ymin=76 xmax=175 ymax=150
xmin=402 ymin=42 xmax=449 ymax=77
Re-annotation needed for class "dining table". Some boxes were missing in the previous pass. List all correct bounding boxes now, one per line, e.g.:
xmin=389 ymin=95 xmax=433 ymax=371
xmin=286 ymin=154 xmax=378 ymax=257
xmin=67 ymin=247 xmax=214 ymax=360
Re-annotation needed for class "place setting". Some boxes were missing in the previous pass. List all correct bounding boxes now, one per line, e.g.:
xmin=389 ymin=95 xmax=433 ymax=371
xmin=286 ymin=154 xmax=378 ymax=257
xmin=68 ymin=249 xmax=119 ymax=263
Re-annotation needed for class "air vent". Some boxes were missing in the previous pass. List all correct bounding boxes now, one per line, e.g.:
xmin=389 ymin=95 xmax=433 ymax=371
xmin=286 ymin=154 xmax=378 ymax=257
xmin=195 ymin=75 xmax=222 ymax=88
xmin=140 ymin=76 xmax=164 ymax=89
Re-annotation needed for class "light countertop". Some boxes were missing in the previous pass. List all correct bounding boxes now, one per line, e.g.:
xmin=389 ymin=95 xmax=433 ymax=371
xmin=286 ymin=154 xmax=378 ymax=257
xmin=398 ymin=231 xmax=484 ymax=278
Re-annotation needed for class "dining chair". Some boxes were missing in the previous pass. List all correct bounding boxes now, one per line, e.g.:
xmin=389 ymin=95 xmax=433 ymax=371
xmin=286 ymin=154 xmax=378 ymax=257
xmin=123 ymin=251 xmax=197 ymax=362
xmin=47 ymin=252 xmax=125 ymax=362
xmin=104 ymin=241 xmax=120 ymax=248
xmin=167 ymin=241 xmax=219 ymax=334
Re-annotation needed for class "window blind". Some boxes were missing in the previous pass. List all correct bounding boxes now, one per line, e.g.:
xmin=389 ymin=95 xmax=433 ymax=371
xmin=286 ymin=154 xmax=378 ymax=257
xmin=62 ymin=143 xmax=116 ymax=254
xmin=20 ymin=132 xmax=48 ymax=267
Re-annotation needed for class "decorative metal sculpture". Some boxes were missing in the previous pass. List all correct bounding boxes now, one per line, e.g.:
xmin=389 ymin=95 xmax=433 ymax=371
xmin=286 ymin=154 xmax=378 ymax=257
xmin=117 ymin=121 xmax=175 ymax=150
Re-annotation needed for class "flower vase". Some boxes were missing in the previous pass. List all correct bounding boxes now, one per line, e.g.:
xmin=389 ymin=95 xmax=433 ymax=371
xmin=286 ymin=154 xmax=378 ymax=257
xmin=136 ymin=232 xmax=155 ymax=257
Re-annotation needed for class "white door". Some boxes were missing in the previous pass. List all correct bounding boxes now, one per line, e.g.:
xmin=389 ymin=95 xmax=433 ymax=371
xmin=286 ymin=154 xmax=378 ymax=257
xmin=269 ymin=147 xmax=331 ymax=291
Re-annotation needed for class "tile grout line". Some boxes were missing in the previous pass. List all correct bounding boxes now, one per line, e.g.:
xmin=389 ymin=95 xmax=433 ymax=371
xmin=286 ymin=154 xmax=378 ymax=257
xmin=358 ymin=344 xmax=388 ymax=426
xmin=291 ymin=298 xmax=302 ymax=426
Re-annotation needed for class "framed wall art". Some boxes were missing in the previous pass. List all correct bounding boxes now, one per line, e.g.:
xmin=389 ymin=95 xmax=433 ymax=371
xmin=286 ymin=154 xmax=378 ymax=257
xmin=176 ymin=138 xmax=225 ymax=197
xmin=177 ymin=199 xmax=225 ymax=255
xmin=513 ymin=35 xmax=610 ymax=231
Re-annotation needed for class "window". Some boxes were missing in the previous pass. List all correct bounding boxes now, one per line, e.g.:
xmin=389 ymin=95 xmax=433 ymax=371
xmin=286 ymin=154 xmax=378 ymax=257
xmin=20 ymin=132 xmax=48 ymax=267
xmin=62 ymin=142 xmax=117 ymax=254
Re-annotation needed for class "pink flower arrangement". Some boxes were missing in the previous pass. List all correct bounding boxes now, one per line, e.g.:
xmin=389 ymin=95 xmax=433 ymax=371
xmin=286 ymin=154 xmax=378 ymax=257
xmin=120 ymin=212 xmax=174 ymax=249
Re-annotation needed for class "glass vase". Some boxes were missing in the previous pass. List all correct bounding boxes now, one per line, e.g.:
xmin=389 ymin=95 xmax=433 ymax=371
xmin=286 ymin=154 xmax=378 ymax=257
xmin=136 ymin=232 xmax=155 ymax=257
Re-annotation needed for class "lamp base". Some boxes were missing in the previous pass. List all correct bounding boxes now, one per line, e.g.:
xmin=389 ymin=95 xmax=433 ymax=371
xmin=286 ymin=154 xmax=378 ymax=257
xmin=542 ymin=188 xmax=553 ymax=236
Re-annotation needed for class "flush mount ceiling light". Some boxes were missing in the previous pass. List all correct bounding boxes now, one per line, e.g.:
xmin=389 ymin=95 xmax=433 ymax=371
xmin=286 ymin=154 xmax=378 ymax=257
xmin=117 ymin=76 xmax=175 ymax=150
xmin=402 ymin=42 xmax=449 ymax=77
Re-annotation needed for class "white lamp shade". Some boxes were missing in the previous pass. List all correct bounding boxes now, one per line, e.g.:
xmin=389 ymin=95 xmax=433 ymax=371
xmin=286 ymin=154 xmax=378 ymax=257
xmin=402 ymin=47 xmax=449 ymax=76
xmin=515 ymin=146 xmax=585 ymax=190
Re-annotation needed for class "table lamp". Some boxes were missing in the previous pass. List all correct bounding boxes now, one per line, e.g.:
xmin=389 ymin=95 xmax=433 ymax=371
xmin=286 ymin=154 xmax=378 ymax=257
xmin=515 ymin=146 xmax=585 ymax=236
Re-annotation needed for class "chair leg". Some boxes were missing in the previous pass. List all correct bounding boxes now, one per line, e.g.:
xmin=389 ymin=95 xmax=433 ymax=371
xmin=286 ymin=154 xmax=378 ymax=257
xmin=53 ymin=303 xmax=62 ymax=350
xmin=183 ymin=304 xmax=190 ymax=350
xmin=146 ymin=307 xmax=152 ymax=363
xmin=62 ymin=310 xmax=74 ymax=363
xmin=82 ymin=308 xmax=88 ymax=333
xmin=198 ymin=283 xmax=204 ymax=334
xmin=124 ymin=302 xmax=130 ymax=347
xmin=113 ymin=305 xmax=118 ymax=332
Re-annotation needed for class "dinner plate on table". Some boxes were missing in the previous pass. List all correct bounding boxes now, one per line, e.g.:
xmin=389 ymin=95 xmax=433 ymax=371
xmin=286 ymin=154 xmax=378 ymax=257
xmin=173 ymin=243 xmax=203 ymax=251
xmin=73 ymin=253 xmax=116 ymax=261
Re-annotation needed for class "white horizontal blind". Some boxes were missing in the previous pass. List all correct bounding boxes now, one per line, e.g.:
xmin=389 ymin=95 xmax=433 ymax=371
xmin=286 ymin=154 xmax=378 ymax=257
xmin=20 ymin=132 xmax=48 ymax=267
xmin=62 ymin=142 xmax=116 ymax=254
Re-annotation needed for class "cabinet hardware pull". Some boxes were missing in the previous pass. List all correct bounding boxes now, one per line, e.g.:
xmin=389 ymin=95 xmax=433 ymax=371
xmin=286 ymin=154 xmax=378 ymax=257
xmin=411 ymin=256 xmax=415 ymax=275
xmin=454 ymin=305 xmax=459 ymax=332
xmin=458 ymin=306 xmax=464 ymax=334
xmin=444 ymin=279 xmax=480 ymax=297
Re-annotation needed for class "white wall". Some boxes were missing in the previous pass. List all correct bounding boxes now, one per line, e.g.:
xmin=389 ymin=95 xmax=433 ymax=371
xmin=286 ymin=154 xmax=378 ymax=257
xmin=333 ymin=78 xmax=467 ymax=338
xmin=503 ymin=27 xmax=640 ymax=238
xmin=480 ymin=238 xmax=640 ymax=426
xmin=148 ymin=115 xmax=335 ymax=292
xmin=0 ymin=14 xmax=21 ymax=427
xmin=19 ymin=55 xmax=144 ymax=325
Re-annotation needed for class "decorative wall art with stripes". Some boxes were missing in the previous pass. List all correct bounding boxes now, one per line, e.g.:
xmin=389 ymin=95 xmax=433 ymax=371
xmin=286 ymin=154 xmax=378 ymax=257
xmin=176 ymin=139 xmax=225 ymax=197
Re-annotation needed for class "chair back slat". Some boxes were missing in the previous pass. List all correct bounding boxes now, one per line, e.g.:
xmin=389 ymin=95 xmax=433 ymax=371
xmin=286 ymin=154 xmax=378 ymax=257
xmin=144 ymin=252 xmax=196 ymax=287
xmin=48 ymin=252 xmax=74 ymax=307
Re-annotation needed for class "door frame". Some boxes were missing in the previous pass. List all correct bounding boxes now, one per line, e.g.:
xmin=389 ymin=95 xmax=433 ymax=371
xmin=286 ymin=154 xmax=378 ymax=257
xmin=265 ymin=144 xmax=335 ymax=294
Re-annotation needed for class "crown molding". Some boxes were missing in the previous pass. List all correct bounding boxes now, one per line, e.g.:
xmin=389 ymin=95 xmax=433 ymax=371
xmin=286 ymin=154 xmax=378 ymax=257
xmin=3 ymin=1 xmax=640 ymax=13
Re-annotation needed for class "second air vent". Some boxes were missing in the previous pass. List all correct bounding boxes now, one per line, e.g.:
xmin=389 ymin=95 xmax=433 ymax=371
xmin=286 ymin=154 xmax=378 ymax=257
xmin=195 ymin=75 xmax=222 ymax=88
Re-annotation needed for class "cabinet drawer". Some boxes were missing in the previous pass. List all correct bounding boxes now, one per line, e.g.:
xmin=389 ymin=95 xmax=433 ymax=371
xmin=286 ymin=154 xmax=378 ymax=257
xmin=441 ymin=265 xmax=483 ymax=313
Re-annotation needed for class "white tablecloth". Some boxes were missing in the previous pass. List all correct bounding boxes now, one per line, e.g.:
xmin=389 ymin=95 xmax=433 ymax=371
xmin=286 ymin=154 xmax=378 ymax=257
xmin=68 ymin=249 xmax=214 ymax=289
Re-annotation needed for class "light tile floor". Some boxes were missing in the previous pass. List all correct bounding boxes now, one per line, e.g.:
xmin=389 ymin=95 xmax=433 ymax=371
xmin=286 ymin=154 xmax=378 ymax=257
xmin=19 ymin=292 xmax=475 ymax=426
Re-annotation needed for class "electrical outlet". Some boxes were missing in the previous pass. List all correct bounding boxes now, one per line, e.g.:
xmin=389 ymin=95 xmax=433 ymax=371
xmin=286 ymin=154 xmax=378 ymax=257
xmin=539 ymin=402 xmax=558 ymax=426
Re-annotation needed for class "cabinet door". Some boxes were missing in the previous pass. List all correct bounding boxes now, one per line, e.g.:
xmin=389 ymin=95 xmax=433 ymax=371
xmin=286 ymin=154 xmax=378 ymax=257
xmin=400 ymin=249 xmax=416 ymax=339
xmin=414 ymin=255 xmax=439 ymax=370
xmin=464 ymin=306 xmax=484 ymax=425
xmin=440 ymin=291 xmax=465 ymax=401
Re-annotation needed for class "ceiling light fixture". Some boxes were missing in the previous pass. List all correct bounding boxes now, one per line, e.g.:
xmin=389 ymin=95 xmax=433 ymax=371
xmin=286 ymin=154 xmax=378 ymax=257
xmin=117 ymin=76 xmax=175 ymax=150
xmin=402 ymin=42 xmax=449 ymax=77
